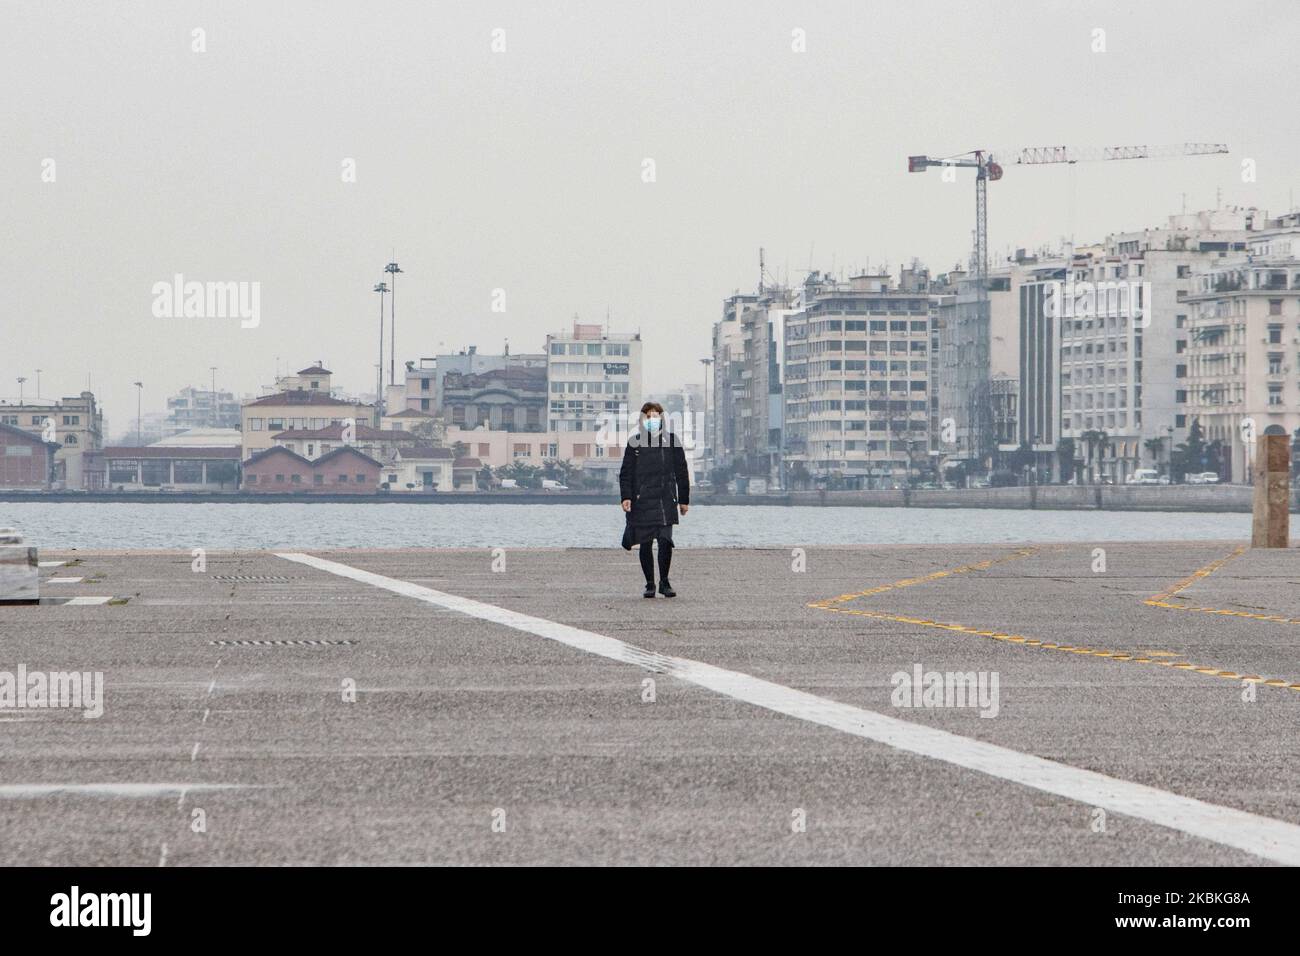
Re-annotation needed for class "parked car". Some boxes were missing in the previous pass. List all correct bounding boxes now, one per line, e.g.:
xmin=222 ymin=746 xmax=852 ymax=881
xmin=499 ymin=478 xmax=520 ymax=489
xmin=540 ymin=480 xmax=569 ymax=490
xmin=1186 ymin=472 xmax=1220 ymax=484
xmin=1127 ymin=469 xmax=1161 ymax=485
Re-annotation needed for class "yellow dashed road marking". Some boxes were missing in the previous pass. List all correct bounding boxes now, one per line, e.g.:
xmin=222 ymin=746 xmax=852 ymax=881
xmin=809 ymin=545 xmax=1300 ymax=693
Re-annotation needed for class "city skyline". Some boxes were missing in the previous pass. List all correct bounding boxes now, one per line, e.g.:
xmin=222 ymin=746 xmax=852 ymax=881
xmin=4 ymin=0 xmax=1297 ymax=424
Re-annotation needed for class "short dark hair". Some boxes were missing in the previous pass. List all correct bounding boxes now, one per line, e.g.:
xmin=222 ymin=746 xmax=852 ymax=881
xmin=640 ymin=401 xmax=664 ymax=416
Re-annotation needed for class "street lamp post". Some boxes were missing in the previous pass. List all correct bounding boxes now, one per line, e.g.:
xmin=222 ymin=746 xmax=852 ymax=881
xmin=210 ymin=366 xmax=218 ymax=429
xmin=16 ymin=377 xmax=26 ymax=405
xmin=384 ymin=262 xmax=403 ymax=392
xmin=133 ymin=381 xmax=143 ymax=445
xmin=699 ymin=357 xmax=713 ymax=477
xmin=35 ymin=370 xmax=41 ymax=399
xmin=374 ymin=281 xmax=389 ymax=416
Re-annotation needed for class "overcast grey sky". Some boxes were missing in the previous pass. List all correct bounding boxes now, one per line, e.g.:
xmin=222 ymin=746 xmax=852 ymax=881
xmin=3 ymin=0 xmax=1297 ymax=430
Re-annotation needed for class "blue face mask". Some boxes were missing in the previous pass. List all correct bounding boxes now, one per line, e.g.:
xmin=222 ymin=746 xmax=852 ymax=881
xmin=645 ymin=417 xmax=661 ymax=433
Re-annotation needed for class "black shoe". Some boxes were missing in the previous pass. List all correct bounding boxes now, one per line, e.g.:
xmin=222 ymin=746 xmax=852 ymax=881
xmin=643 ymin=582 xmax=656 ymax=598
xmin=658 ymin=580 xmax=676 ymax=598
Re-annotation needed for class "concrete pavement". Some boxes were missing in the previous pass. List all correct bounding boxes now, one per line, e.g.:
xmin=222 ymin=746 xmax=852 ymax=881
xmin=1 ymin=541 xmax=1298 ymax=865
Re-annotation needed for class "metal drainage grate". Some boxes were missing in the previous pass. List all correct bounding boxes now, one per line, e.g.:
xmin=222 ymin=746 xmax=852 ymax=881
xmin=207 ymin=639 xmax=358 ymax=647
xmin=213 ymin=575 xmax=298 ymax=582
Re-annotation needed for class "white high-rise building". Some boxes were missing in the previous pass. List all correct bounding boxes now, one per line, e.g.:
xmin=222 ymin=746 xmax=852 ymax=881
xmin=545 ymin=322 xmax=642 ymax=433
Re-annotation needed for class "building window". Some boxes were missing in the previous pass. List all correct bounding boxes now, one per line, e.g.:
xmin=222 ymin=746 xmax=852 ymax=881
xmin=337 ymin=474 xmax=348 ymax=482
xmin=1269 ymin=386 xmax=1283 ymax=406
xmin=291 ymin=474 xmax=302 ymax=483
xmin=513 ymin=443 xmax=530 ymax=458
xmin=1269 ymin=353 xmax=1284 ymax=375
xmin=63 ymin=434 xmax=78 ymax=445
xmin=315 ymin=474 xmax=325 ymax=485
xmin=356 ymin=474 xmax=366 ymax=483
xmin=31 ymin=416 xmax=43 ymax=425
xmin=1269 ymin=324 xmax=1283 ymax=344
xmin=249 ymin=418 xmax=264 ymax=431
xmin=247 ymin=474 xmax=257 ymax=484
xmin=421 ymin=378 xmax=430 ymax=391
xmin=275 ymin=474 xmax=285 ymax=482
xmin=268 ymin=418 xmax=284 ymax=431
xmin=1270 ymin=299 xmax=1283 ymax=316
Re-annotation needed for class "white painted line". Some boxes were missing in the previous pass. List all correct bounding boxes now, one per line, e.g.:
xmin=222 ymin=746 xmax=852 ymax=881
xmin=279 ymin=550 xmax=1300 ymax=867
xmin=64 ymin=596 xmax=112 ymax=606
xmin=46 ymin=577 xmax=82 ymax=584
xmin=0 ymin=783 xmax=246 ymax=798
xmin=38 ymin=561 xmax=66 ymax=568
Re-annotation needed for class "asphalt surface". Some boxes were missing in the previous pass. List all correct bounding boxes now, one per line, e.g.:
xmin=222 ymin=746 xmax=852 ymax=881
xmin=1 ymin=541 xmax=1298 ymax=865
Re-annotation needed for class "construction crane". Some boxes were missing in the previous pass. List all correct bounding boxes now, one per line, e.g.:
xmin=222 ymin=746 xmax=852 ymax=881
xmin=907 ymin=142 xmax=1228 ymax=291
xmin=907 ymin=141 xmax=1227 ymax=470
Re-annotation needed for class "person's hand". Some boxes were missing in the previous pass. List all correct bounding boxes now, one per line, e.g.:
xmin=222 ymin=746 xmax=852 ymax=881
xmin=679 ymin=504 xmax=689 ymax=516
xmin=621 ymin=499 xmax=632 ymax=512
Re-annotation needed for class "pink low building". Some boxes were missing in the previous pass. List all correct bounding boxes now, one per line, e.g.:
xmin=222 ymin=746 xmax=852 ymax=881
xmin=243 ymin=445 xmax=382 ymax=494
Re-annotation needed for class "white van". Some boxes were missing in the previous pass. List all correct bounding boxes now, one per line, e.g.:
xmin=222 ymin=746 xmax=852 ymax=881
xmin=540 ymin=480 xmax=569 ymax=490
xmin=1127 ymin=469 xmax=1161 ymax=485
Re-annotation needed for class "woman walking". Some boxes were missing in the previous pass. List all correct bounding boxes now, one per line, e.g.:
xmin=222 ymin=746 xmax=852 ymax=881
xmin=619 ymin=401 xmax=690 ymax=597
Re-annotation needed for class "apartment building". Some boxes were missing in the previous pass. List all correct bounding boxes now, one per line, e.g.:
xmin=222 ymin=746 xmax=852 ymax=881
xmin=783 ymin=271 xmax=932 ymax=487
xmin=545 ymin=322 xmax=641 ymax=433
xmin=726 ymin=288 xmax=796 ymax=484
xmin=935 ymin=265 xmax=1019 ymax=472
xmin=442 ymin=365 xmax=547 ymax=431
xmin=165 ymin=386 xmax=241 ymax=434
xmin=710 ymin=292 xmax=759 ymax=475
xmin=399 ymin=349 xmax=547 ymax=416
xmin=241 ymin=389 xmax=375 ymax=456
xmin=0 ymin=391 xmax=104 ymax=489
xmin=1183 ymin=219 xmax=1300 ymax=481
xmin=1059 ymin=209 xmax=1263 ymax=481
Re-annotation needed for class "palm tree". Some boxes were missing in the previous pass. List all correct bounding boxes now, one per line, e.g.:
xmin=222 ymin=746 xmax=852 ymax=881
xmin=1143 ymin=437 xmax=1165 ymax=473
xmin=1079 ymin=429 xmax=1107 ymax=484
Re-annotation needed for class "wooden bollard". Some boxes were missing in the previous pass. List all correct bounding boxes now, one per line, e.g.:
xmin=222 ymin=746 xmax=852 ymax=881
xmin=1251 ymin=434 xmax=1290 ymax=548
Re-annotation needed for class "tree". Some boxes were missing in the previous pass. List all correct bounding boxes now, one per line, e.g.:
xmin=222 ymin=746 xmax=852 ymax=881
xmin=1056 ymin=437 xmax=1078 ymax=484
xmin=1078 ymin=429 xmax=1109 ymax=483
xmin=496 ymin=461 xmax=543 ymax=488
xmin=1170 ymin=418 xmax=1207 ymax=483
xmin=788 ymin=460 xmax=812 ymax=491
xmin=1143 ymin=437 xmax=1165 ymax=472
xmin=540 ymin=458 xmax=579 ymax=485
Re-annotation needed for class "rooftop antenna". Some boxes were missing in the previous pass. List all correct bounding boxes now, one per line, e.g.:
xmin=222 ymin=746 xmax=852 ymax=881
xmin=759 ymin=247 xmax=765 ymax=294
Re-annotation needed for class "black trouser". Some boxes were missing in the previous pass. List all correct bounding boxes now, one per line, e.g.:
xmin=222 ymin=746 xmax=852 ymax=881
xmin=638 ymin=538 xmax=672 ymax=583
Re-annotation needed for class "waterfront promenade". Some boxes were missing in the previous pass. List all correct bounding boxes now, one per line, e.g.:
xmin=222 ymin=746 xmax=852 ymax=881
xmin=2 ymin=541 xmax=1299 ymax=865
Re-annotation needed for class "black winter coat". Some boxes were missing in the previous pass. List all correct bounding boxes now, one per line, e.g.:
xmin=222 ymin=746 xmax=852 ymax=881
xmin=619 ymin=428 xmax=690 ymax=527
